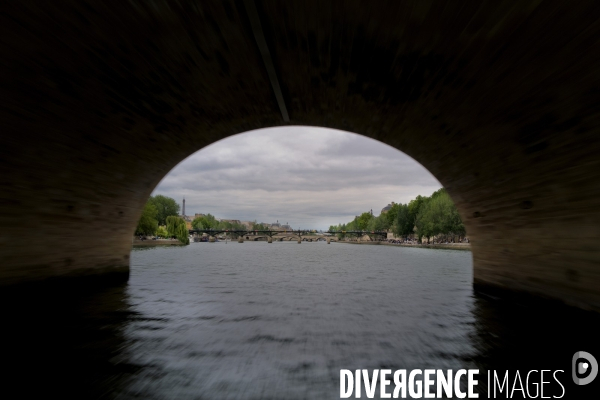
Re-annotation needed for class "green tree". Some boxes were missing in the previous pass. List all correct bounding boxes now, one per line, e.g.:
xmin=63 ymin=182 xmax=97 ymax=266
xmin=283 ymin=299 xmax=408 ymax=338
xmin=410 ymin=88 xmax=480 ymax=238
xmin=346 ymin=218 xmax=358 ymax=231
xmin=329 ymin=223 xmax=347 ymax=240
xmin=435 ymin=190 xmax=465 ymax=238
xmin=393 ymin=203 xmax=413 ymax=238
xmin=414 ymin=196 xmax=434 ymax=242
xmin=356 ymin=212 xmax=374 ymax=230
xmin=192 ymin=213 xmax=218 ymax=230
xmin=176 ymin=221 xmax=189 ymax=245
xmin=203 ymin=213 xmax=218 ymax=229
xmin=227 ymin=222 xmax=247 ymax=238
xmin=218 ymin=220 xmax=233 ymax=230
xmin=135 ymin=202 xmax=158 ymax=235
xmin=251 ymin=221 xmax=269 ymax=231
xmin=405 ymin=195 xmax=427 ymax=241
xmin=335 ymin=190 xmax=466 ymax=243
xmin=415 ymin=189 xmax=465 ymax=242
xmin=166 ymin=215 xmax=189 ymax=245
xmin=384 ymin=203 xmax=400 ymax=229
xmin=156 ymin=225 xmax=169 ymax=238
xmin=148 ymin=195 xmax=180 ymax=226
xmin=367 ymin=214 xmax=387 ymax=232
xmin=408 ymin=195 xmax=426 ymax=223
xmin=191 ymin=218 xmax=204 ymax=230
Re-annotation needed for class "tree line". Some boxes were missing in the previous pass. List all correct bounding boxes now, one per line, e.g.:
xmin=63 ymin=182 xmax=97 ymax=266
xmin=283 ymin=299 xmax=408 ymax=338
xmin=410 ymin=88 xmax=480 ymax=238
xmin=191 ymin=215 xmax=272 ymax=238
xmin=135 ymin=195 xmax=189 ymax=244
xmin=191 ymin=214 xmax=246 ymax=238
xmin=328 ymin=188 xmax=466 ymax=243
xmin=136 ymin=194 xmax=287 ymax=243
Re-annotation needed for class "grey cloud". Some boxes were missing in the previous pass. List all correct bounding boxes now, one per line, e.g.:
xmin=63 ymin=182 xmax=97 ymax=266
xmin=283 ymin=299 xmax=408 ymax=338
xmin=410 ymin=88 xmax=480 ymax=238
xmin=153 ymin=127 xmax=441 ymax=230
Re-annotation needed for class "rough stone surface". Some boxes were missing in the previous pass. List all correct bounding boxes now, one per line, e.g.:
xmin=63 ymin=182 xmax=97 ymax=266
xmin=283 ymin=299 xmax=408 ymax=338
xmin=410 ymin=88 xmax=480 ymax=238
xmin=1 ymin=1 xmax=600 ymax=310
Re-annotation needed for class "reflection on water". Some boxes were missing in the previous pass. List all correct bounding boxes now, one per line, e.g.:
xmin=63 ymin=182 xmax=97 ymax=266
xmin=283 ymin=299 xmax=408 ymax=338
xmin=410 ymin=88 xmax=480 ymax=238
xmin=2 ymin=242 xmax=598 ymax=399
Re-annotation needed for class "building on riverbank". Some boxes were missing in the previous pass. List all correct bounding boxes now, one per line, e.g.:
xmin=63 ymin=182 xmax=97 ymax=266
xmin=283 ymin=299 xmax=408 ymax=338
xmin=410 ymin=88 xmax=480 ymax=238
xmin=268 ymin=220 xmax=293 ymax=231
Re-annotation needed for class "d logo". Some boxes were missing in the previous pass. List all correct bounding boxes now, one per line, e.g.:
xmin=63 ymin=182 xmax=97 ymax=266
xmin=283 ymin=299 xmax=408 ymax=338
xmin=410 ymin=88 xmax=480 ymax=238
xmin=572 ymin=351 xmax=598 ymax=385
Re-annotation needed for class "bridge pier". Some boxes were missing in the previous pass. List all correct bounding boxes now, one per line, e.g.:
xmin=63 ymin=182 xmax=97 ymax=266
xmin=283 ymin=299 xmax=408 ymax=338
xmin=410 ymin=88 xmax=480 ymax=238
xmin=297 ymin=239 xmax=301 ymax=244
xmin=267 ymin=237 xmax=272 ymax=243
xmin=327 ymin=238 xmax=331 ymax=244
xmin=209 ymin=236 xmax=215 ymax=243
xmin=238 ymin=237 xmax=244 ymax=243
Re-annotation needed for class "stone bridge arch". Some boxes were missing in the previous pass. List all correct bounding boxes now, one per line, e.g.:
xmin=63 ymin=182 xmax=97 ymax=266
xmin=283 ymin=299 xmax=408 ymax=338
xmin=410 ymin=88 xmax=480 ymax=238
xmin=2 ymin=1 xmax=600 ymax=311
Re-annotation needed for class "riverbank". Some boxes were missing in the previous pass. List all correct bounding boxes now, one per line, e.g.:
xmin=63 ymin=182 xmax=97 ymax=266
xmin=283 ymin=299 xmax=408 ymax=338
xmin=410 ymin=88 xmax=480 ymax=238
xmin=132 ymin=238 xmax=186 ymax=247
xmin=340 ymin=241 xmax=471 ymax=251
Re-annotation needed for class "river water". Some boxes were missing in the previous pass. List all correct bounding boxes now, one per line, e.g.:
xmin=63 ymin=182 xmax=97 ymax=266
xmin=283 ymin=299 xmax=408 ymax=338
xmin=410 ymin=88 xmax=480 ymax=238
xmin=4 ymin=241 xmax=599 ymax=399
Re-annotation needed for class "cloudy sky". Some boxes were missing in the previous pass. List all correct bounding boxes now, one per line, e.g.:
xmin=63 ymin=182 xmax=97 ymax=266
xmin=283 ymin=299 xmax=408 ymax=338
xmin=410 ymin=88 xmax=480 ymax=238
xmin=153 ymin=126 xmax=441 ymax=230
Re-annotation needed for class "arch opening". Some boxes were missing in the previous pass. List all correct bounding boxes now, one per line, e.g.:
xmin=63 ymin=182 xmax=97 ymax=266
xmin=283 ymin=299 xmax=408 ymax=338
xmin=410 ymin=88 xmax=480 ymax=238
xmin=151 ymin=126 xmax=445 ymax=235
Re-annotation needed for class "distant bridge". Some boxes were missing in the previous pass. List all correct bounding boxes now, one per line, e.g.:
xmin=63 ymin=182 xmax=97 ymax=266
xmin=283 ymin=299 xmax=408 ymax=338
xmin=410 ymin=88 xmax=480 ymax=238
xmin=189 ymin=229 xmax=388 ymax=242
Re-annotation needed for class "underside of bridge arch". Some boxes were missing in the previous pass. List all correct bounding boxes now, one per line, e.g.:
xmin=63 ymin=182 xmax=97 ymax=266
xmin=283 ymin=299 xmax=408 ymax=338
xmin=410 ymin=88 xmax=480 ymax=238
xmin=2 ymin=1 xmax=600 ymax=311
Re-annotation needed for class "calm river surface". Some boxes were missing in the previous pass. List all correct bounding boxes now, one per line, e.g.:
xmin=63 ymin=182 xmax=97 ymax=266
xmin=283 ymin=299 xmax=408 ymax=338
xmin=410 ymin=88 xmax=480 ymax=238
xmin=4 ymin=241 xmax=599 ymax=399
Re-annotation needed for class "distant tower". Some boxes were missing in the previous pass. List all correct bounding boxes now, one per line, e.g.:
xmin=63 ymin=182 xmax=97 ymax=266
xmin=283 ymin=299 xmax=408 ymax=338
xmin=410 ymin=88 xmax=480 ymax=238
xmin=182 ymin=198 xmax=185 ymax=216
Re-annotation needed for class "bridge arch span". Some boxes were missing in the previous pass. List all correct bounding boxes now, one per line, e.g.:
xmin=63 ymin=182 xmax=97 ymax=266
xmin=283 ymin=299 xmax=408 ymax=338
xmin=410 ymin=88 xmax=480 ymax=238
xmin=2 ymin=1 xmax=600 ymax=310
